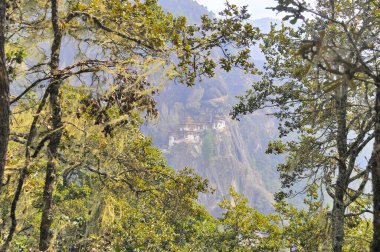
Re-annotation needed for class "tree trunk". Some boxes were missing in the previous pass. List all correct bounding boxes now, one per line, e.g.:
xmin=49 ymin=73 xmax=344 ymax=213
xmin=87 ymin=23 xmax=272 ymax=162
xmin=0 ymin=0 xmax=9 ymax=189
xmin=331 ymin=173 xmax=347 ymax=252
xmin=1 ymin=87 xmax=51 ymax=251
xmin=371 ymin=81 xmax=380 ymax=252
xmin=331 ymin=83 xmax=348 ymax=252
xmin=39 ymin=0 xmax=63 ymax=250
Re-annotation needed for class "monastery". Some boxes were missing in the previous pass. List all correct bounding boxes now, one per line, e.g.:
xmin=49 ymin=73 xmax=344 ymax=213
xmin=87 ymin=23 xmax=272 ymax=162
xmin=168 ymin=115 xmax=226 ymax=148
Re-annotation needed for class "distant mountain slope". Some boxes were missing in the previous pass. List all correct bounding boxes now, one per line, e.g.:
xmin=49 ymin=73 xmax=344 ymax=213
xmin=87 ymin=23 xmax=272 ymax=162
xmin=158 ymin=0 xmax=213 ymax=23
xmin=145 ymin=0 xmax=283 ymax=215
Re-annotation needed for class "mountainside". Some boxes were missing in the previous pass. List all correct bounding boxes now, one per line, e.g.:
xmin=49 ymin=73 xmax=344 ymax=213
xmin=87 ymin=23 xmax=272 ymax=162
xmin=145 ymin=0 xmax=283 ymax=215
xmin=158 ymin=0 xmax=213 ymax=23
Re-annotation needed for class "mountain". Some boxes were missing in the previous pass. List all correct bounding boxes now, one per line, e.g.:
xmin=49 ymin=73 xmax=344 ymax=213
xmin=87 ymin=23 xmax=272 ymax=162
xmin=145 ymin=0 xmax=283 ymax=215
xmin=158 ymin=0 xmax=213 ymax=23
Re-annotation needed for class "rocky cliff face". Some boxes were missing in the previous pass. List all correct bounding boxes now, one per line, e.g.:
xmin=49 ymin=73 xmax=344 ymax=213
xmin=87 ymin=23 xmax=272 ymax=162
xmin=144 ymin=0 xmax=283 ymax=215
xmin=165 ymin=118 xmax=277 ymax=215
xmin=145 ymin=67 xmax=282 ymax=215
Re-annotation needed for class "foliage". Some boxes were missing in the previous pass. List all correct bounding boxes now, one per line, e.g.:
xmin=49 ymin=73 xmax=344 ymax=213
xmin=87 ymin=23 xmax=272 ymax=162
xmin=232 ymin=0 xmax=378 ymax=250
xmin=5 ymin=85 xmax=213 ymax=250
xmin=1 ymin=0 xmax=377 ymax=250
xmin=202 ymin=130 xmax=215 ymax=162
xmin=275 ymin=185 xmax=330 ymax=251
xmin=2 ymin=0 xmax=262 ymax=250
xmin=212 ymin=187 xmax=281 ymax=251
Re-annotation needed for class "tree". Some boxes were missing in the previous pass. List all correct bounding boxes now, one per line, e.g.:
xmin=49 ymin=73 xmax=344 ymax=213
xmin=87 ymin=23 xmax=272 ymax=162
xmin=232 ymin=0 xmax=377 ymax=250
xmin=0 ymin=0 xmax=9 ymax=190
xmin=213 ymin=187 xmax=281 ymax=251
xmin=38 ymin=0 xmax=64 ymax=249
xmin=2 ymin=0 xmax=260 ymax=250
xmin=266 ymin=1 xmax=380 ymax=250
xmin=275 ymin=185 xmax=330 ymax=251
xmin=4 ymin=82 xmax=215 ymax=250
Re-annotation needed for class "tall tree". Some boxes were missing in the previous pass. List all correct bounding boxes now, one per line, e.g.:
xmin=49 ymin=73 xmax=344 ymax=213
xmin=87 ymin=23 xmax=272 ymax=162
xmin=39 ymin=0 xmax=64 ymax=249
xmin=4 ymin=83 xmax=214 ymax=250
xmin=232 ymin=0 xmax=377 ymax=250
xmin=0 ymin=0 xmax=9 ymax=190
xmin=2 ymin=0 xmax=260 ymax=250
xmin=280 ymin=1 xmax=380 ymax=250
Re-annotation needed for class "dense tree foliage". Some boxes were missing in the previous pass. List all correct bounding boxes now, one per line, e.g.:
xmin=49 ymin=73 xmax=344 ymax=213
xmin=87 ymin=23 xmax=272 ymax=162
xmin=0 ymin=0 xmax=261 ymax=250
xmin=6 ymin=87 xmax=212 ymax=250
xmin=0 ymin=0 xmax=377 ymax=250
xmin=233 ymin=0 xmax=380 ymax=251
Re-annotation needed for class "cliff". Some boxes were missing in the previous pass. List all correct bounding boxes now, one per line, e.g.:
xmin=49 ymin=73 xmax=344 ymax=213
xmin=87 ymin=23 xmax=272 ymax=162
xmin=144 ymin=0 xmax=283 ymax=215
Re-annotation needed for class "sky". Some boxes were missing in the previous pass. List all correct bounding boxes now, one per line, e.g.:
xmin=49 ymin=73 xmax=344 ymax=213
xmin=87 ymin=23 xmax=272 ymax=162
xmin=195 ymin=0 xmax=281 ymax=19
xmin=195 ymin=0 xmax=315 ymax=19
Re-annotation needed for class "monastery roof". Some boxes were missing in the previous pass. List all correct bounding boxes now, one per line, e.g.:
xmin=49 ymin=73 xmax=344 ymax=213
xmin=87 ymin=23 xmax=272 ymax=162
xmin=184 ymin=116 xmax=194 ymax=124
xmin=179 ymin=121 xmax=212 ymax=126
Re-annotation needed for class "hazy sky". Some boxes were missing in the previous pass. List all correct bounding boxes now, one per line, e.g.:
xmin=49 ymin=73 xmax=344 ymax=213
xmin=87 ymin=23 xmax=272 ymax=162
xmin=195 ymin=0 xmax=315 ymax=19
xmin=195 ymin=0 xmax=280 ymax=19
